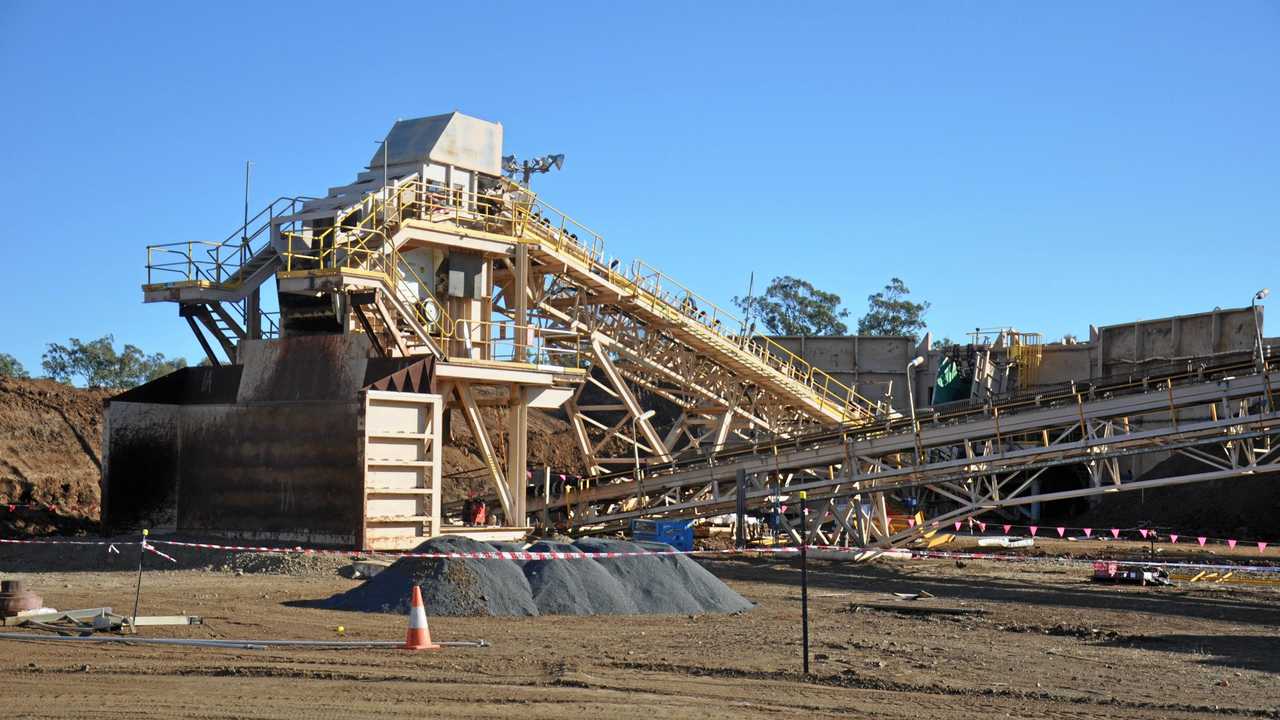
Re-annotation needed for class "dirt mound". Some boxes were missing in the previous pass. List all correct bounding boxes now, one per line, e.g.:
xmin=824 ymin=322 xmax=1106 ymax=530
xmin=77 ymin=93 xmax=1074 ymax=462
xmin=1074 ymin=454 xmax=1280 ymax=537
xmin=322 ymin=536 xmax=752 ymax=616
xmin=0 ymin=377 xmax=107 ymax=536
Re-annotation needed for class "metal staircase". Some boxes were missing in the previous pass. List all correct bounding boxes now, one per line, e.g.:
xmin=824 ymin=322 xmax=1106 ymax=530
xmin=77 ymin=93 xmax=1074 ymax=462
xmin=145 ymin=196 xmax=310 ymax=301
xmin=144 ymin=197 xmax=312 ymax=362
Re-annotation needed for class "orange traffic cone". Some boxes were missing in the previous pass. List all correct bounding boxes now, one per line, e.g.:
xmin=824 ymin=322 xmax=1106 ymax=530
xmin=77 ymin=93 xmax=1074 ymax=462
xmin=403 ymin=585 xmax=441 ymax=651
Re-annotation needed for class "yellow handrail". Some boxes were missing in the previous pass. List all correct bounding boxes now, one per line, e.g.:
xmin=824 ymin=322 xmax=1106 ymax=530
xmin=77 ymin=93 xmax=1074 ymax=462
xmin=403 ymin=176 xmax=879 ymax=420
xmin=144 ymin=197 xmax=310 ymax=286
xmin=500 ymin=185 xmax=881 ymax=421
xmin=160 ymin=174 xmax=879 ymax=421
xmin=441 ymin=317 xmax=581 ymax=368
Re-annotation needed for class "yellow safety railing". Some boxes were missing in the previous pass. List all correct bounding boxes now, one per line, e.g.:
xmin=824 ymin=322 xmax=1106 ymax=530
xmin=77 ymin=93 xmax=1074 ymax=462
xmin=146 ymin=240 xmax=232 ymax=286
xmin=441 ymin=318 xmax=581 ymax=368
xmin=201 ymin=175 xmax=880 ymax=420
xmin=498 ymin=186 xmax=882 ymax=422
xmin=358 ymin=176 xmax=881 ymax=419
xmin=281 ymin=226 xmax=454 ymax=341
xmin=144 ymin=197 xmax=311 ymax=286
xmin=1008 ymin=332 xmax=1044 ymax=389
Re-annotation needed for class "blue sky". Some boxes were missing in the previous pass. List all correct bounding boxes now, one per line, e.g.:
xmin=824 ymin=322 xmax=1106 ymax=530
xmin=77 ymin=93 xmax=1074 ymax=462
xmin=2 ymin=1 xmax=1277 ymax=373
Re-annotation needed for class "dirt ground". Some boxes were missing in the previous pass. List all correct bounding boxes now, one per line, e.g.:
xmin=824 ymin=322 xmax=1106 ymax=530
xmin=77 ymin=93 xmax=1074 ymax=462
xmin=2 ymin=544 xmax=1278 ymax=719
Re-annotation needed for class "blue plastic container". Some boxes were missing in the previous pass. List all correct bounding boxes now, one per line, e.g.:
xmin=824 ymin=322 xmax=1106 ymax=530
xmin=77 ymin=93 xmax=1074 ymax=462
xmin=630 ymin=519 xmax=694 ymax=551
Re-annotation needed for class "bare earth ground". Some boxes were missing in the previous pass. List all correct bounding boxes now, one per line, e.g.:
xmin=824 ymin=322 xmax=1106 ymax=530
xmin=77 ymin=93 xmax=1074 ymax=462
xmin=2 ymin=544 xmax=1279 ymax=719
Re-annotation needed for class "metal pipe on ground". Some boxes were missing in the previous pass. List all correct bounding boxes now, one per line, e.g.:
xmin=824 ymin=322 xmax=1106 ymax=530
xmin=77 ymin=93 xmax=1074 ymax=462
xmin=0 ymin=633 xmax=487 ymax=649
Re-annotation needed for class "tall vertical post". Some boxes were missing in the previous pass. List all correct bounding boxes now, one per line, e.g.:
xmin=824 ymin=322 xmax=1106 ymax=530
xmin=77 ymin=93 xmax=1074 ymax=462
xmin=514 ymin=244 xmax=529 ymax=362
xmin=735 ymin=468 xmax=748 ymax=550
xmin=506 ymin=386 xmax=529 ymax=525
xmin=243 ymin=160 xmax=261 ymax=340
xmin=1251 ymin=291 xmax=1269 ymax=374
xmin=242 ymin=160 xmax=252 ymax=252
xmin=130 ymin=528 xmax=148 ymax=634
xmin=542 ymin=467 xmax=552 ymax=531
xmin=799 ymin=491 xmax=810 ymax=675
xmin=906 ymin=355 xmax=926 ymax=465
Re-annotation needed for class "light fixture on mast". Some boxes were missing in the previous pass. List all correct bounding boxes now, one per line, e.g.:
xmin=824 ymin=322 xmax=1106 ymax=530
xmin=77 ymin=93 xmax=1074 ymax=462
xmin=502 ymin=153 xmax=565 ymax=186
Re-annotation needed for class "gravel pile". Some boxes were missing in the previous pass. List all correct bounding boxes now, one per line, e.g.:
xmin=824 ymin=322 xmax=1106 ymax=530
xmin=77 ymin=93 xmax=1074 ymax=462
xmin=524 ymin=540 xmax=638 ymax=614
xmin=576 ymin=538 xmax=752 ymax=614
xmin=213 ymin=552 xmax=349 ymax=577
xmin=323 ymin=536 xmax=751 ymax=617
xmin=323 ymin=536 xmax=537 ymax=616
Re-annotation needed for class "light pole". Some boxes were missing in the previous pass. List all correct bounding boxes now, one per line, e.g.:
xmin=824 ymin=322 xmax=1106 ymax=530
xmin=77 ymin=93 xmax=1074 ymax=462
xmin=1252 ymin=288 xmax=1270 ymax=372
xmin=242 ymin=160 xmax=253 ymax=245
xmin=905 ymin=355 xmax=926 ymax=466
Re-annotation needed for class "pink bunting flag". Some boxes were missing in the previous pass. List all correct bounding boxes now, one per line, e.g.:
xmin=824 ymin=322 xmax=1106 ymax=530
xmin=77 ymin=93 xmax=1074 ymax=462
xmin=1228 ymin=539 xmax=1238 ymax=550
xmin=954 ymin=521 xmax=963 ymax=531
xmin=1056 ymin=527 xmax=1066 ymax=537
xmin=560 ymin=474 xmax=566 ymax=481
xmin=978 ymin=521 xmax=987 ymax=532
xmin=908 ymin=517 xmax=916 ymax=528
xmin=1138 ymin=529 xmax=1149 ymax=539
xmin=1110 ymin=528 xmax=1120 ymax=539
xmin=1169 ymin=534 xmax=1179 ymax=544
xmin=527 ymin=470 xmax=533 ymax=479
xmin=1002 ymin=524 xmax=1012 ymax=534
xmin=1029 ymin=526 xmax=1039 ymax=537
xmin=1084 ymin=528 xmax=1092 ymax=537
xmin=1197 ymin=536 xmax=1207 ymax=547
xmin=1258 ymin=542 xmax=1268 ymax=554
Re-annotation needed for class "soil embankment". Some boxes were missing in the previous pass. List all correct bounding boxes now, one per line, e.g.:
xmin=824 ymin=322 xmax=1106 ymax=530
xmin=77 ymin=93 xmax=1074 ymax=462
xmin=0 ymin=377 xmax=107 ymax=535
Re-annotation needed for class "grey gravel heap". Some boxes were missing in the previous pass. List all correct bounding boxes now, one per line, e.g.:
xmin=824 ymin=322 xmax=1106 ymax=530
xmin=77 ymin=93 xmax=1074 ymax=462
xmin=322 ymin=536 xmax=752 ymax=616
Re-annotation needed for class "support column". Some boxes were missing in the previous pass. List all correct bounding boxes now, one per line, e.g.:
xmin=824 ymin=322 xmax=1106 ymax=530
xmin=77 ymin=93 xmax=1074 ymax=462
xmin=506 ymin=385 xmax=529 ymax=525
xmin=513 ymin=244 xmax=529 ymax=362
xmin=455 ymin=382 xmax=513 ymax=518
xmin=735 ymin=468 xmax=747 ymax=549
xmin=247 ymin=287 xmax=262 ymax=340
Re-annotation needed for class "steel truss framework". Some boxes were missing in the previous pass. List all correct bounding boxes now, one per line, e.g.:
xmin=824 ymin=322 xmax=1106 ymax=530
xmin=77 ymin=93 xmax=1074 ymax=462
xmin=148 ymin=176 xmax=892 ymax=527
xmin=289 ymin=179 xmax=887 ymax=484
xmin=146 ymin=175 xmax=1277 ymax=541
xmin=531 ymin=363 xmax=1279 ymax=548
xmin=494 ymin=219 xmax=883 ymax=475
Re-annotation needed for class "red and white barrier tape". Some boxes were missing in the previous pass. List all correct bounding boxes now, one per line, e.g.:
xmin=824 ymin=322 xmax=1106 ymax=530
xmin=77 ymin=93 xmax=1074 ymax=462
xmin=897 ymin=547 xmax=1280 ymax=574
xmin=120 ymin=539 xmax=1280 ymax=572
xmin=148 ymin=538 xmax=800 ymax=561
xmin=912 ymin=517 xmax=1276 ymax=554
xmin=142 ymin=541 xmax=177 ymax=564
xmin=0 ymin=537 xmax=119 ymax=546
xmin=4 ymin=536 xmax=1277 ymax=573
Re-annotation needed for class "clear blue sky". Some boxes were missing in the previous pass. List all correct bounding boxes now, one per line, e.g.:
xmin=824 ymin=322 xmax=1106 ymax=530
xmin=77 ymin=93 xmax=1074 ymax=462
xmin=2 ymin=1 xmax=1277 ymax=373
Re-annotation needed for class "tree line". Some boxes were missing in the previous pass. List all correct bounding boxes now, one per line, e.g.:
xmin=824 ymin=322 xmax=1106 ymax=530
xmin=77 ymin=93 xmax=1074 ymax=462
xmin=734 ymin=276 xmax=932 ymax=340
xmin=0 ymin=335 xmax=186 ymax=389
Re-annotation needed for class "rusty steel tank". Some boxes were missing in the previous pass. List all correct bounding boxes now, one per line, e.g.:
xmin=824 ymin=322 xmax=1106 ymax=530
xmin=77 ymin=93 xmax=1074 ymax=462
xmin=0 ymin=580 xmax=43 ymax=615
